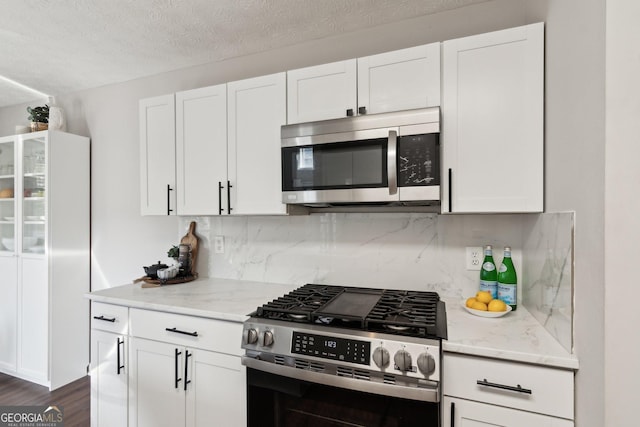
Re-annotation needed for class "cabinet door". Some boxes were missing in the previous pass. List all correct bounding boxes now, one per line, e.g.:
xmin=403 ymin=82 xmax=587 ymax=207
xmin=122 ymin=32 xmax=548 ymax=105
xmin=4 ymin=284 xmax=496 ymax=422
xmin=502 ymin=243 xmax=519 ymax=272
xmin=91 ymin=330 xmax=128 ymax=427
xmin=129 ymin=338 xmax=185 ymax=427
xmin=185 ymin=349 xmax=246 ymax=427
xmin=444 ymin=397 xmax=574 ymax=427
xmin=357 ymin=43 xmax=440 ymax=115
xmin=227 ymin=73 xmax=287 ymax=215
xmin=442 ymin=23 xmax=544 ymax=213
xmin=0 ymin=255 xmax=17 ymax=372
xmin=176 ymin=85 xmax=227 ymax=215
xmin=140 ymin=95 xmax=176 ymax=216
xmin=0 ymin=136 xmax=16 ymax=253
xmin=18 ymin=257 xmax=47 ymax=383
xmin=287 ymin=60 xmax=357 ymax=123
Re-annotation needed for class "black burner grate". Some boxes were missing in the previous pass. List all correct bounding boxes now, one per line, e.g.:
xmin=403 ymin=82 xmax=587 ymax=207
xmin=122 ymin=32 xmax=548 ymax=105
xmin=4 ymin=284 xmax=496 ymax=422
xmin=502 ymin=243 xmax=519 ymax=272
xmin=254 ymin=284 xmax=447 ymax=339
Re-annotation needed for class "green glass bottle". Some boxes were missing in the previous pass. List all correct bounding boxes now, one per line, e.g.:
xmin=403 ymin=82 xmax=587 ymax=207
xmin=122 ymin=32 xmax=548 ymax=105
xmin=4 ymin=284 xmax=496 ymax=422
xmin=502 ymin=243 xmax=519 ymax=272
xmin=497 ymin=246 xmax=517 ymax=310
xmin=479 ymin=245 xmax=497 ymax=298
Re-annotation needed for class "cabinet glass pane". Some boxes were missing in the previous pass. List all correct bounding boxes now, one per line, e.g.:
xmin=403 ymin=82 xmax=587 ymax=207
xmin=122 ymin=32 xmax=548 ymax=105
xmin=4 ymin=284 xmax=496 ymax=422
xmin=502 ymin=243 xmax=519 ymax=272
xmin=0 ymin=139 xmax=16 ymax=252
xmin=22 ymin=137 xmax=46 ymax=254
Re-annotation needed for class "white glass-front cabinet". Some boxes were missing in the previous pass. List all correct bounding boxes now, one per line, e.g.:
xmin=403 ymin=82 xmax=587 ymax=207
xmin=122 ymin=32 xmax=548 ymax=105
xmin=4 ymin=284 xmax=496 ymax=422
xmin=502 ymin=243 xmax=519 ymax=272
xmin=0 ymin=135 xmax=17 ymax=373
xmin=287 ymin=43 xmax=440 ymax=124
xmin=441 ymin=23 xmax=544 ymax=213
xmin=0 ymin=130 xmax=90 ymax=390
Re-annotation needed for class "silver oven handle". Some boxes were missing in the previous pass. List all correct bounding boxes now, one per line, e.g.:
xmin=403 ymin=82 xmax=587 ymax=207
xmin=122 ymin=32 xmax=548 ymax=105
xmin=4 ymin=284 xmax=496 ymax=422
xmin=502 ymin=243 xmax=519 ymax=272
xmin=242 ymin=356 xmax=439 ymax=403
xmin=388 ymin=130 xmax=398 ymax=195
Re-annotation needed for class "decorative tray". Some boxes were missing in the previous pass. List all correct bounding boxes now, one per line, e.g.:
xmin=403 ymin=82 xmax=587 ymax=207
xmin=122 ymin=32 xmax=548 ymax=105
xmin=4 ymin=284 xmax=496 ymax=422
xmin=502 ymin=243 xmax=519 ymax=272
xmin=135 ymin=274 xmax=198 ymax=288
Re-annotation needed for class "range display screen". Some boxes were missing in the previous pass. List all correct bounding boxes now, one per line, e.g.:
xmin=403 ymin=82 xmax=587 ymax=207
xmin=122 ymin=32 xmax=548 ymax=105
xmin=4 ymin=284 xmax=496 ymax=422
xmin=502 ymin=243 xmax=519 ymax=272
xmin=291 ymin=332 xmax=371 ymax=365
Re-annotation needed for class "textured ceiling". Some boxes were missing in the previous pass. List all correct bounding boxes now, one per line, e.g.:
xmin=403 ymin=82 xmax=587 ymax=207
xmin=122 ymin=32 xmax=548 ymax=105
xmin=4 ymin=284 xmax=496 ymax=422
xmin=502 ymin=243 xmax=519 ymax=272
xmin=0 ymin=0 xmax=488 ymax=108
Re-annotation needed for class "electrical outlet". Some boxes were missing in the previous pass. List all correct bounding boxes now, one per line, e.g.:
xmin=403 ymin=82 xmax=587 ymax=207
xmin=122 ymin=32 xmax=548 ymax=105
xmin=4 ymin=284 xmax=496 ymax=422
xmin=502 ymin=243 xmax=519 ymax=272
xmin=466 ymin=246 xmax=483 ymax=270
xmin=214 ymin=235 xmax=225 ymax=254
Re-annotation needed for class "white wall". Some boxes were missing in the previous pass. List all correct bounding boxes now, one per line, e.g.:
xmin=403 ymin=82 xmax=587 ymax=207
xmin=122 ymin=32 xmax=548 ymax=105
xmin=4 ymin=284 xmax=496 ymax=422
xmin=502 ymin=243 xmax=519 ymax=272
xmin=605 ymin=1 xmax=640 ymax=424
xmin=0 ymin=0 xmax=608 ymax=425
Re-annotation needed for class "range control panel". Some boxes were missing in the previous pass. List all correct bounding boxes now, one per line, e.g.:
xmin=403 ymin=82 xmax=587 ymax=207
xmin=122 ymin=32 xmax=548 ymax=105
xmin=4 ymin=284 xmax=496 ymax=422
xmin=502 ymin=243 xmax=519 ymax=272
xmin=292 ymin=331 xmax=371 ymax=365
xmin=242 ymin=318 xmax=441 ymax=382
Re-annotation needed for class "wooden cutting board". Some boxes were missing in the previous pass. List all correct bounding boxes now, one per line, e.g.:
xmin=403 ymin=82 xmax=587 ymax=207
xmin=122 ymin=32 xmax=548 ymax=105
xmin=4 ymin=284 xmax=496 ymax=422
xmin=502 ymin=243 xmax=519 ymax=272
xmin=180 ymin=221 xmax=199 ymax=276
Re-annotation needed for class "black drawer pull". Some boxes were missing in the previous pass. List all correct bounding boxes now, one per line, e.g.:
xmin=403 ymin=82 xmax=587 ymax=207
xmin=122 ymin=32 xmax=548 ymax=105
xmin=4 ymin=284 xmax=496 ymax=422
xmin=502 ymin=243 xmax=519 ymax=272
xmin=93 ymin=315 xmax=116 ymax=323
xmin=477 ymin=378 xmax=532 ymax=394
xmin=165 ymin=327 xmax=198 ymax=337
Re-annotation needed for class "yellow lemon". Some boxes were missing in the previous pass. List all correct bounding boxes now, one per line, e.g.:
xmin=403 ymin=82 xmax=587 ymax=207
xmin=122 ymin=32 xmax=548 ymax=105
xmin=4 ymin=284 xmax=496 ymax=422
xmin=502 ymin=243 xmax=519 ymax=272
xmin=475 ymin=291 xmax=493 ymax=304
xmin=471 ymin=301 xmax=488 ymax=311
xmin=488 ymin=299 xmax=508 ymax=312
xmin=465 ymin=297 xmax=477 ymax=308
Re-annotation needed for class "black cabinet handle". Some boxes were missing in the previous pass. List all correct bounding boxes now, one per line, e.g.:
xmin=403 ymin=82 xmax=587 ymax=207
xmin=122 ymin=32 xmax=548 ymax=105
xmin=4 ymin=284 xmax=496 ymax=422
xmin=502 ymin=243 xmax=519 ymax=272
xmin=167 ymin=184 xmax=174 ymax=215
xmin=346 ymin=109 xmax=354 ymax=117
xmin=218 ymin=181 xmax=224 ymax=214
xmin=448 ymin=168 xmax=452 ymax=213
xmin=166 ymin=327 xmax=198 ymax=337
xmin=93 ymin=315 xmax=116 ymax=323
xmin=184 ymin=350 xmax=192 ymax=391
xmin=450 ymin=401 xmax=455 ymax=427
xmin=358 ymin=106 xmax=367 ymax=115
xmin=174 ymin=348 xmax=182 ymax=389
xmin=477 ymin=378 xmax=532 ymax=394
xmin=226 ymin=180 xmax=233 ymax=214
xmin=116 ymin=337 xmax=125 ymax=375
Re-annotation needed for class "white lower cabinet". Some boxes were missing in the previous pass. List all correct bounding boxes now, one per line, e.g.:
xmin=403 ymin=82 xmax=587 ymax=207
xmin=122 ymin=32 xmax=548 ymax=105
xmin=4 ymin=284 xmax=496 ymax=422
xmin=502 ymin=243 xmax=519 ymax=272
xmin=127 ymin=308 xmax=245 ymax=427
xmin=90 ymin=302 xmax=129 ymax=427
xmin=443 ymin=353 xmax=574 ymax=427
xmin=91 ymin=330 xmax=128 ymax=427
xmin=444 ymin=397 xmax=574 ymax=427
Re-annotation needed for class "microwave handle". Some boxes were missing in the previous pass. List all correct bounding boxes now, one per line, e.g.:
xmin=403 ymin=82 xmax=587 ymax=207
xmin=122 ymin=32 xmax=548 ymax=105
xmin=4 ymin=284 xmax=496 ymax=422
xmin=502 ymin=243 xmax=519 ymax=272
xmin=387 ymin=130 xmax=398 ymax=196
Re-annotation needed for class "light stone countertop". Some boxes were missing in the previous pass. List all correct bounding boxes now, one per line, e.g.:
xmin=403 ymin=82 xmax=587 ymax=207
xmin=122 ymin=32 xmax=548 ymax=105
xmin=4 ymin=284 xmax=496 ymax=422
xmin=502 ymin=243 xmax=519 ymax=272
xmin=86 ymin=278 xmax=578 ymax=370
xmin=86 ymin=277 xmax=299 ymax=322
xmin=442 ymin=296 xmax=579 ymax=370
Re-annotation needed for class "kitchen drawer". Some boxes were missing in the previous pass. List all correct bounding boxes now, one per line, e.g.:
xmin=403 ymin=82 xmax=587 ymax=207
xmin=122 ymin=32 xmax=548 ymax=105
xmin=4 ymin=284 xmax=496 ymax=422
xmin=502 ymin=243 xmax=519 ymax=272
xmin=443 ymin=353 xmax=574 ymax=419
xmin=129 ymin=308 xmax=243 ymax=355
xmin=91 ymin=302 xmax=129 ymax=334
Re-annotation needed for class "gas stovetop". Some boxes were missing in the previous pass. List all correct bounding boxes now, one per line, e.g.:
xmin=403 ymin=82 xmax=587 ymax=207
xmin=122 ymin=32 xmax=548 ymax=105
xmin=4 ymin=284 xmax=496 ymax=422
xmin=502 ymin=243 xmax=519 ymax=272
xmin=254 ymin=283 xmax=447 ymax=340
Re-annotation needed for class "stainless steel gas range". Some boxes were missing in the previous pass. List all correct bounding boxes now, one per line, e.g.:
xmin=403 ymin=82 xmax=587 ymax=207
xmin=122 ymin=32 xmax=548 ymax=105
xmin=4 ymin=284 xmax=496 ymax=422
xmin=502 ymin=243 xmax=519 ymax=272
xmin=241 ymin=284 xmax=448 ymax=426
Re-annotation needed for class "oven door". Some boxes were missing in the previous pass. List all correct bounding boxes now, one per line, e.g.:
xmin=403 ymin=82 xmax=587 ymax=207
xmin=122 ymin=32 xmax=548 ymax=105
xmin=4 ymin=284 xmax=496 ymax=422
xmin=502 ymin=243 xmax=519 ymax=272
xmin=281 ymin=128 xmax=400 ymax=205
xmin=247 ymin=368 xmax=440 ymax=427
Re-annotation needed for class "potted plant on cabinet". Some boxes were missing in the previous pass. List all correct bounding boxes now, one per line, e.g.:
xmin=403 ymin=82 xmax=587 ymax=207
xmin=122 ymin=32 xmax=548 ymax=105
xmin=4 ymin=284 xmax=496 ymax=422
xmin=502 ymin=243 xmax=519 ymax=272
xmin=27 ymin=104 xmax=49 ymax=131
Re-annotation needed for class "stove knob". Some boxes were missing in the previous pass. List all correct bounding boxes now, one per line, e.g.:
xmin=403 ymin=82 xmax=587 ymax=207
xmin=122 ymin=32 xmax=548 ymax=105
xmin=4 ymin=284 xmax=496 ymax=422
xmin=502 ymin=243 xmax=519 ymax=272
xmin=417 ymin=352 xmax=436 ymax=376
xmin=372 ymin=347 xmax=390 ymax=369
xmin=262 ymin=330 xmax=274 ymax=347
xmin=394 ymin=350 xmax=413 ymax=372
xmin=244 ymin=328 xmax=258 ymax=345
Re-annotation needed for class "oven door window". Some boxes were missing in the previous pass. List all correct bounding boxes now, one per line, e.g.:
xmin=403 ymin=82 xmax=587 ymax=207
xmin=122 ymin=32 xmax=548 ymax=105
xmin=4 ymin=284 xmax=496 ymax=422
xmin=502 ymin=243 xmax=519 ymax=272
xmin=282 ymin=139 xmax=387 ymax=191
xmin=248 ymin=369 xmax=439 ymax=427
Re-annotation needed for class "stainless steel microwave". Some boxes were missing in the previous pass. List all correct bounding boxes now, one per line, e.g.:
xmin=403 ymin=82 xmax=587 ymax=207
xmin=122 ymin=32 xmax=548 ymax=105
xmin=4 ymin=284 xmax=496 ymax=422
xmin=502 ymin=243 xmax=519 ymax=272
xmin=281 ymin=107 xmax=440 ymax=207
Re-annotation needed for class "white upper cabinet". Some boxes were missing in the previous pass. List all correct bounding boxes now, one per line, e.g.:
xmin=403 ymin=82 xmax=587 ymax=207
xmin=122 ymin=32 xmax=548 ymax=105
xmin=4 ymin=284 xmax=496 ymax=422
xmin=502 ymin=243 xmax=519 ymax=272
xmin=175 ymin=85 xmax=227 ymax=216
xmin=139 ymin=94 xmax=176 ymax=215
xmin=287 ymin=60 xmax=357 ymax=124
xmin=227 ymin=73 xmax=287 ymax=215
xmin=441 ymin=23 xmax=544 ymax=213
xmin=357 ymin=43 xmax=440 ymax=115
xmin=287 ymin=43 xmax=440 ymax=124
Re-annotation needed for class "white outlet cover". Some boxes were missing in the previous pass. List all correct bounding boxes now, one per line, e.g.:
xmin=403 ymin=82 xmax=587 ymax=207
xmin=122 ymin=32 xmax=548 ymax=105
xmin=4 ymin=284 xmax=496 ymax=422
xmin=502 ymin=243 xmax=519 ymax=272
xmin=465 ymin=246 xmax=483 ymax=271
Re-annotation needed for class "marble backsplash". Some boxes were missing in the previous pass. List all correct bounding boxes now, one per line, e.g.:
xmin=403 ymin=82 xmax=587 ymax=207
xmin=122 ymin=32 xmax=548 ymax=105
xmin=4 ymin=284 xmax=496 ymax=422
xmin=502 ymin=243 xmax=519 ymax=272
xmin=178 ymin=211 xmax=574 ymax=353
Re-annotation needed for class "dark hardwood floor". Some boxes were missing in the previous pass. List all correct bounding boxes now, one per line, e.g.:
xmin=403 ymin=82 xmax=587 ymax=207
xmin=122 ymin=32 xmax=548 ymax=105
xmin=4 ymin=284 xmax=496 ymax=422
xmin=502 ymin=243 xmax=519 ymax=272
xmin=0 ymin=372 xmax=90 ymax=426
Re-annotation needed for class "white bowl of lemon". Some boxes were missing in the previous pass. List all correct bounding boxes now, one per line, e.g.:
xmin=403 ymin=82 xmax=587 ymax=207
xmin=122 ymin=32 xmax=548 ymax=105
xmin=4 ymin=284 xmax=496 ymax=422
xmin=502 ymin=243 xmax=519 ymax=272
xmin=462 ymin=291 xmax=512 ymax=318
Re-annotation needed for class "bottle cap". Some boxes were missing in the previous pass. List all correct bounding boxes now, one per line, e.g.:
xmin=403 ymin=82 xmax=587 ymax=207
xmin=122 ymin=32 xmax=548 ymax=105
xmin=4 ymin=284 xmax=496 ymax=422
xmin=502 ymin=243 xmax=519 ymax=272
xmin=504 ymin=246 xmax=511 ymax=251
xmin=485 ymin=245 xmax=492 ymax=250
